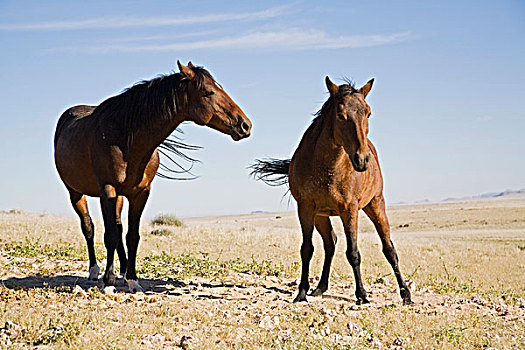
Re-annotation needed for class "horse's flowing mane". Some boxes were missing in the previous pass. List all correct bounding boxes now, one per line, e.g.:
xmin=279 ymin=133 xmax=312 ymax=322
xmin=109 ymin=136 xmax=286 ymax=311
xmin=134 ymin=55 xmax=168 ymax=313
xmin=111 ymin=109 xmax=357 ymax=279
xmin=93 ymin=66 xmax=212 ymax=136
xmin=91 ymin=66 xmax=213 ymax=180
xmin=157 ymin=128 xmax=202 ymax=180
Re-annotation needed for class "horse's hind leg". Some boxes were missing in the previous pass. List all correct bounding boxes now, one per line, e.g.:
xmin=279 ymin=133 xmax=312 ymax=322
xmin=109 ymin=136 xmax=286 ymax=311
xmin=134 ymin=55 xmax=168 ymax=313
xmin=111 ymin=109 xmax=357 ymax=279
xmin=311 ymin=215 xmax=337 ymax=296
xmin=124 ymin=189 xmax=150 ymax=293
xmin=69 ymin=189 xmax=99 ymax=282
xmin=363 ymin=195 xmax=413 ymax=305
xmin=100 ymin=185 xmax=120 ymax=287
xmin=294 ymin=203 xmax=316 ymax=302
xmin=340 ymin=206 xmax=369 ymax=305
xmin=115 ymin=196 xmax=128 ymax=278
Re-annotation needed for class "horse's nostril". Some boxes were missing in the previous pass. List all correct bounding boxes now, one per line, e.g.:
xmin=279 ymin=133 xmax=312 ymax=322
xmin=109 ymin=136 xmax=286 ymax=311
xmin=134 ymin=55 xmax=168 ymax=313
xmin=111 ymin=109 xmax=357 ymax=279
xmin=353 ymin=154 xmax=362 ymax=166
xmin=240 ymin=121 xmax=250 ymax=133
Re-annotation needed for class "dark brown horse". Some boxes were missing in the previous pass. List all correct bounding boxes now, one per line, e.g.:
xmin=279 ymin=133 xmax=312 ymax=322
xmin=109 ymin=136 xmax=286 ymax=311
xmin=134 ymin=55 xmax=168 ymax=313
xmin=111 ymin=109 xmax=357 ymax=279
xmin=54 ymin=61 xmax=252 ymax=292
xmin=251 ymin=77 xmax=412 ymax=305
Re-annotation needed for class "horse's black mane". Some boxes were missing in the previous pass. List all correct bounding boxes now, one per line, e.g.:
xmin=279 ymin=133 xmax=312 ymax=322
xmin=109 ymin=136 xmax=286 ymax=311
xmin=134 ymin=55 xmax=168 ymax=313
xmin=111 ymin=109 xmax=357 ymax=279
xmin=92 ymin=66 xmax=212 ymax=180
xmin=94 ymin=66 xmax=212 ymax=135
xmin=314 ymin=80 xmax=357 ymax=119
xmin=306 ymin=81 xmax=358 ymax=144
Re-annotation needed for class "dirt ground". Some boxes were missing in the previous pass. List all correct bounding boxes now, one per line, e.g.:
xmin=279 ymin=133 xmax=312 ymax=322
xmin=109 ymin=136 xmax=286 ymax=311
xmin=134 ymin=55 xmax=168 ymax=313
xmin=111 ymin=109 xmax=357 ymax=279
xmin=0 ymin=195 xmax=524 ymax=349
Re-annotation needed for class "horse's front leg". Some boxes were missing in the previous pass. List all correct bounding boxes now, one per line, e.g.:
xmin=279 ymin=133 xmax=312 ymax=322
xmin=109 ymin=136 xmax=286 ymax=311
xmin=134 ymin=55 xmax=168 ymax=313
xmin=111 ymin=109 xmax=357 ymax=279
xmin=340 ymin=205 xmax=369 ymax=305
xmin=100 ymin=185 xmax=120 ymax=287
xmin=124 ymin=189 xmax=150 ymax=293
xmin=363 ymin=194 xmax=412 ymax=305
xmin=115 ymin=195 xmax=128 ymax=278
xmin=294 ymin=203 xmax=316 ymax=302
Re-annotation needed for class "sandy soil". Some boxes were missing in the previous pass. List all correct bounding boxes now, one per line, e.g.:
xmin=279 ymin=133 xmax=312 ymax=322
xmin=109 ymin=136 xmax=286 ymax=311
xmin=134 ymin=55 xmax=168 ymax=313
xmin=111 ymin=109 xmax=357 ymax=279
xmin=0 ymin=195 xmax=524 ymax=349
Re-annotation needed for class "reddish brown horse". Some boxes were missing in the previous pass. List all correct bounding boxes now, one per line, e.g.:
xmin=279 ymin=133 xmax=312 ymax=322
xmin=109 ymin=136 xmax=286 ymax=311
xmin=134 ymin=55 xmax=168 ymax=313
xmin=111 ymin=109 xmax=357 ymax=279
xmin=251 ymin=77 xmax=412 ymax=305
xmin=54 ymin=61 xmax=252 ymax=292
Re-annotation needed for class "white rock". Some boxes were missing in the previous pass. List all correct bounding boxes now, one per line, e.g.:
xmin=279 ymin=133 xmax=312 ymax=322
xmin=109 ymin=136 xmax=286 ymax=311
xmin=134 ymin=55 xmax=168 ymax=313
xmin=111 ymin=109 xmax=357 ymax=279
xmin=103 ymin=286 xmax=116 ymax=295
xmin=72 ymin=285 xmax=88 ymax=297
xmin=258 ymin=315 xmax=280 ymax=329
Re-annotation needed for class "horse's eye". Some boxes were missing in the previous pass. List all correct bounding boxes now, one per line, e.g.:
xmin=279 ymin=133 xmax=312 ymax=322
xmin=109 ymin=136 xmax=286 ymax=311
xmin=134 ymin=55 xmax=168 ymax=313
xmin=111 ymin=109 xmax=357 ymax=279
xmin=367 ymin=112 xmax=372 ymax=118
xmin=203 ymin=91 xmax=215 ymax=97
xmin=337 ymin=114 xmax=346 ymax=120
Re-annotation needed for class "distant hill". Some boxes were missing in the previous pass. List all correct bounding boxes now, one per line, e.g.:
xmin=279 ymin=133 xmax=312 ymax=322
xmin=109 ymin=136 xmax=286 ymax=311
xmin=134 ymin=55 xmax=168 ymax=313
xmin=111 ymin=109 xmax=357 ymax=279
xmin=442 ymin=188 xmax=525 ymax=202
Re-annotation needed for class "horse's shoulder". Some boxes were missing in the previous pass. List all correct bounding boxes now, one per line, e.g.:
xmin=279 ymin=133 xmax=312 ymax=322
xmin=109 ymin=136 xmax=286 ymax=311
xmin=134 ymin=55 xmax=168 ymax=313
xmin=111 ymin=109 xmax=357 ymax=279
xmin=367 ymin=139 xmax=379 ymax=159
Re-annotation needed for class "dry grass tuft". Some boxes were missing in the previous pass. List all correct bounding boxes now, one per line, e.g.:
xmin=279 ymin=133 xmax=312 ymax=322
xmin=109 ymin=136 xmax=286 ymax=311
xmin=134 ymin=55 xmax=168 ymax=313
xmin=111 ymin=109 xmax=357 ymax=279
xmin=151 ymin=214 xmax=184 ymax=227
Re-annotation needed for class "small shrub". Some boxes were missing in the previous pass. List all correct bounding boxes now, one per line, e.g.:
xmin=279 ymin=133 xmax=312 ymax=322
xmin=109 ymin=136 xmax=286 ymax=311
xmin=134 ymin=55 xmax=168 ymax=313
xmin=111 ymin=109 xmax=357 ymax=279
xmin=33 ymin=318 xmax=82 ymax=346
xmin=150 ymin=228 xmax=172 ymax=236
xmin=0 ymin=209 xmax=23 ymax=215
xmin=151 ymin=214 xmax=183 ymax=227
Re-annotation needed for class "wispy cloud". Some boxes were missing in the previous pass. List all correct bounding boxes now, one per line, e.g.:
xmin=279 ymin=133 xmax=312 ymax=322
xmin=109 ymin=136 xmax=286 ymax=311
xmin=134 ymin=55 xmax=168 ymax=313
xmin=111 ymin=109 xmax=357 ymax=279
xmin=89 ymin=30 xmax=216 ymax=45
xmin=46 ymin=29 xmax=412 ymax=53
xmin=0 ymin=5 xmax=291 ymax=31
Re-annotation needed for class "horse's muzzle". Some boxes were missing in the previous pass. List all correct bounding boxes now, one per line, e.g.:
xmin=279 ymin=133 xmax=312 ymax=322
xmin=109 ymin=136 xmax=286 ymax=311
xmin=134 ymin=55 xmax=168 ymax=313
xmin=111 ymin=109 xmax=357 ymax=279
xmin=351 ymin=152 xmax=371 ymax=172
xmin=231 ymin=118 xmax=252 ymax=141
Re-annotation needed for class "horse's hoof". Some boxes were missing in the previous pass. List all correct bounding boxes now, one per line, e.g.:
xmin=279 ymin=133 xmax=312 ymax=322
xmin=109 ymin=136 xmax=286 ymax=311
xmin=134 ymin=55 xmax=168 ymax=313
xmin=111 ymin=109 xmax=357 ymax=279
xmin=103 ymin=274 xmax=116 ymax=287
xmin=126 ymin=279 xmax=144 ymax=293
xmin=403 ymin=298 xmax=414 ymax=306
xmin=400 ymin=288 xmax=412 ymax=305
xmin=293 ymin=296 xmax=308 ymax=303
xmin=119 ymin=266 xmax=127 ymax=279
xmin=310 ymin=287 xmax=327 ymax=296
xmin=293 ymin=291 xmax=308 ymax=303
xmin=87 ymin=264 xmax=100 ymax=282
xmin=356 ymin=297 xmax=370 ymax=305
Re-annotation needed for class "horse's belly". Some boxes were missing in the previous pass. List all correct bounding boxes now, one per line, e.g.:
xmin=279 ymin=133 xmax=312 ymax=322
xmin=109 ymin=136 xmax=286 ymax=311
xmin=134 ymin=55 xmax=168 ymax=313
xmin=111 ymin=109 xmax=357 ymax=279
xmin=292 ymin=169 xmax=380 ymax=214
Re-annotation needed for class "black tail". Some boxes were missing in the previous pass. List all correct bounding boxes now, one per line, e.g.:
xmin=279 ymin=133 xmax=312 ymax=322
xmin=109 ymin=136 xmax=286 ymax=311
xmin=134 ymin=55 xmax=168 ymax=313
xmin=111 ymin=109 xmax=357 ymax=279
xmin=157 ymin=128 xmax=201 ymax=180
xmin=249 ymin=158 xmax=291 ymax=187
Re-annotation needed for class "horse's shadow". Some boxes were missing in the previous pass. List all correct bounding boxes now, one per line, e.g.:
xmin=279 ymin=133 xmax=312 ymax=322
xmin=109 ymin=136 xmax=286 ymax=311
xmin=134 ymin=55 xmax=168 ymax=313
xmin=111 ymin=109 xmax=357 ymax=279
xmin=0 ymin=274 xmax=293 ymax=297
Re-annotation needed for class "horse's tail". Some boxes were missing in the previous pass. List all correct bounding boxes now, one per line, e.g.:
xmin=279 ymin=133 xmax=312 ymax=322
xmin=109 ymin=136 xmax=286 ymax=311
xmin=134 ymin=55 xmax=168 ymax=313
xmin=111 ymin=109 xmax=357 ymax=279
xmin=249 ymin=158 xmax=291 ymax=187
xmin=157 ymin=129 xmax=202 ymax=180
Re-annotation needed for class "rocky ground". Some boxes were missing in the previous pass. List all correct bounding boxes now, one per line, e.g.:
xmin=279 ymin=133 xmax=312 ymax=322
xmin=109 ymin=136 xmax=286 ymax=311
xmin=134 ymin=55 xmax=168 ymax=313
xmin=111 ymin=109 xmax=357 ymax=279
xmin=1 ymin=197 xmax=524 ymax=349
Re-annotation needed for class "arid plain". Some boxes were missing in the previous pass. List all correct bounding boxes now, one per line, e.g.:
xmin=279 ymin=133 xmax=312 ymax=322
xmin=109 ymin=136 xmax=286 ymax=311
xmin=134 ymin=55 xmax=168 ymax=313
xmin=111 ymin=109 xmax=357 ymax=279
xmin=1 ymin=195 xmax=524 ymax=349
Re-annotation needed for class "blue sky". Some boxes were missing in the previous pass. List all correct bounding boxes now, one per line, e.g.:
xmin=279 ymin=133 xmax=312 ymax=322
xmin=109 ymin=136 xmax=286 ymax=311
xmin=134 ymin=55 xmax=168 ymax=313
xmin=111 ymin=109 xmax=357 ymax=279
xmin=0 ymin=0 xmax=524 ymax=218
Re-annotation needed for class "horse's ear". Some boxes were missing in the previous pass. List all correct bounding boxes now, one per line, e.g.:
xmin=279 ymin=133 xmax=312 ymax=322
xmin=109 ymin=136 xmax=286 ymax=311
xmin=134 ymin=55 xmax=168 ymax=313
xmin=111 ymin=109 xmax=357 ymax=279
xmin=359 ymin=78 xmax=374 ymax=98
xmin=187 ymin=61 xmax=195 ymax=68
xmin=177 ymin=60 xmax=195 ymax=79
xmin=325 ymin=76 xmax=339 ymax=97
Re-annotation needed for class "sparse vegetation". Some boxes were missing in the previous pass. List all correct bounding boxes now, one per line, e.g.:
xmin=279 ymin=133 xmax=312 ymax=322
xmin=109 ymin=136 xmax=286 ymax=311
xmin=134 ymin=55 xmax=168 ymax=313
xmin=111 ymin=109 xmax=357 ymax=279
xmin=150 ymin=228 xmax=173 ymax=236
xmin=151 ymin=213 xmax=184 ymax=227
xmin=138 ymin=252 xmax=295 ymax=279
xmin=0 ymin=198 xmax=524 ymax=349
xmin=3 ymin=239 xmax=86 ymax=261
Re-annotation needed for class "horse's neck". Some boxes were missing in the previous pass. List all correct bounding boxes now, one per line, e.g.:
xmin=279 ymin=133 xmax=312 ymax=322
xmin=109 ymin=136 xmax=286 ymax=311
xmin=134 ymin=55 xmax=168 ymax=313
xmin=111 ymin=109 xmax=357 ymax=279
xmin=127 ymin=115 xmax=184 ymax=158
xmin=312 ymin=116 xmax=347 ymax=168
